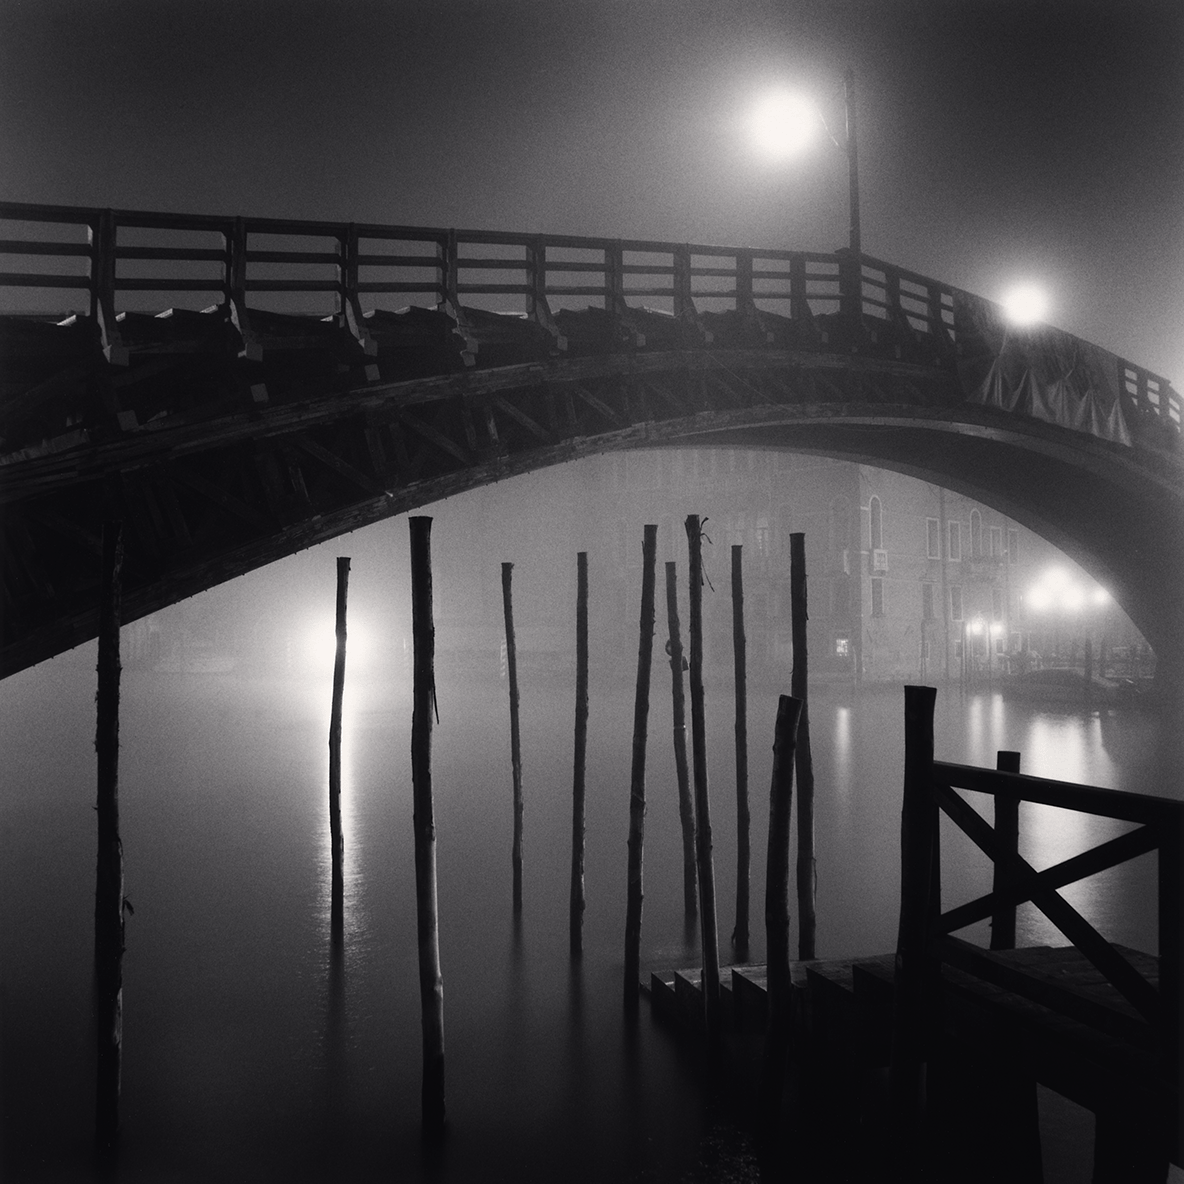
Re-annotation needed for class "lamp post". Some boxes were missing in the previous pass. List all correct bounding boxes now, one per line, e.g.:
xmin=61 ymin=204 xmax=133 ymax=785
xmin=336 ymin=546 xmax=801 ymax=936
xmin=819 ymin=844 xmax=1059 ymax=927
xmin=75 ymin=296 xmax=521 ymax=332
xmin=844 ymin=69 xmax=861 ymax=258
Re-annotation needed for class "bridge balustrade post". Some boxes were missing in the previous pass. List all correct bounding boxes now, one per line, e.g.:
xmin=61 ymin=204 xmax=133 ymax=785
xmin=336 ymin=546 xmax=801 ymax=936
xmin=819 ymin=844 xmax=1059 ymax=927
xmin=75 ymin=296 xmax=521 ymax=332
xmin=91 ymin=210 xmax=127 ymax=366
xmin=672 ymin=244 xmax=708 ymax=345
xmin=788 ymin=253 xmax=817 ymax=348
xmin=525 ymin=238 xmax=564 ymax=351
xmin=228 ymin=218 xmax=262 ymax=365
xmin=441 ymin=230 xmax=477 ymax=367
xmin=604 ymin=241 xmax=641 ymax=349
xmin=340 ymin=225 xmax=378 ymax=362
xmin=990 ymin=751 xmax=1021 ymax=950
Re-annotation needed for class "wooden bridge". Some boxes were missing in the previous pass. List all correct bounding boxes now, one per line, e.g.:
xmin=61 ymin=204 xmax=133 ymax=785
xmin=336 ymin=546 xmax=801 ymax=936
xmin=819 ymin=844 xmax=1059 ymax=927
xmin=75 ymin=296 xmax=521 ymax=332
xmin=645 ymin=687 xmax=1183 ymax=1181
xmin=1 ymin=201 xmax=1182 ymax=688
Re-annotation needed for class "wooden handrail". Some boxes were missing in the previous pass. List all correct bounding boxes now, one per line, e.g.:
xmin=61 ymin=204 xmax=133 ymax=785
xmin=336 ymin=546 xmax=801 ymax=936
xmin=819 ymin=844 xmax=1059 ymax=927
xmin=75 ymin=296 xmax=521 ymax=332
xmin=0 ymin=199 xmax=1178 ymax=441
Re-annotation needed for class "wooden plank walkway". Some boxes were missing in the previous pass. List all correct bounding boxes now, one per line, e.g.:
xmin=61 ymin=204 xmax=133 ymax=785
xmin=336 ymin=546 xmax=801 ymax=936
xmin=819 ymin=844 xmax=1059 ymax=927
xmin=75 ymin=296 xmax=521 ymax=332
xmin=644 ymin=942 xmax=1175 ymax=1179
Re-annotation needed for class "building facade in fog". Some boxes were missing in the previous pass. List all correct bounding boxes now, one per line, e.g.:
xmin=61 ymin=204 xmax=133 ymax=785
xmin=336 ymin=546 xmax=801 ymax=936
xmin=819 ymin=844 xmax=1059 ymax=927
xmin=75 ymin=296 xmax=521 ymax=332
xmin=565 ymin=447 xmax=1147 ymax=686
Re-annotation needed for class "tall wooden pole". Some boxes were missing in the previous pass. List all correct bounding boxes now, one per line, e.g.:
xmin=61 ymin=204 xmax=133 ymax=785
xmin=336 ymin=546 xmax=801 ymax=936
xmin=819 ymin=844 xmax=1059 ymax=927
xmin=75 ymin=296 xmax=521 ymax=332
xmin=624 ymin=526 xmax=658 ymax=1013
xmin=665 ymin=561 xmax=697 ymax=920
xmin=790 ymin=533 xmax=817 ymax=960
xmin=685 ymin=514 xmax=721 ymax=1040
xmin=94 ymin=520 xmax=125 ymax=1148
xmin=328 ymin=556 xmax=351 ymax=888
xmin=501 ymin=562 xmax=524 ymax=913
xmin=409 ymin=517 xmax=446 ymax=1136
xmin=761 ymin=694 xmax=803 ymax=1124
xmin=570 ymin=552 xmax=590 ymax=955
xmin=989 ymin=750 xmax=1021 ymax=951
xmin=731 ymin=544 xmax=750 ymax=958
xmin=890 ymin=684 xmax=939 ymax=1173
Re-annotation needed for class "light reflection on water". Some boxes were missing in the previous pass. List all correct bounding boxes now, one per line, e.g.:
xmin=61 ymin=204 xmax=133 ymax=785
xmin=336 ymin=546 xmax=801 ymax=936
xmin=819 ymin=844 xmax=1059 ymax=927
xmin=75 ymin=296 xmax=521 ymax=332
xmin=0 ymin=665 xmax=1178 ymax=1181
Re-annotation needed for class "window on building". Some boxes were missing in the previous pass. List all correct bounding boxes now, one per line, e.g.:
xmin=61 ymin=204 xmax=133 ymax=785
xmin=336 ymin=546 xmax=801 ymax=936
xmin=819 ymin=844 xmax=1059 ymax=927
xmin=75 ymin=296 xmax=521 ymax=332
xmin=869 ymin=497 xmax=883 ymax=551
xmin=755 ymin=518 xmax=771 ymax=558
xmin=926 ymin=518 xmax=940 ymax=559
xmin=990 ymin=526 xmax=1003 ymax=558
xmin=992 ymin=587 xmax=1003 ymax=621
xmin=953 ymin=639 xmax=963 ymax=661
xmin=871 ymin=577 xmax=885 ymax=617
xmin=995 ymin=637 xmax=1006 ymax=655
xmin=950 ymin=585 xmax=963 ymax=621
xmin=922 ymin=582 xmax=935 ymax=620
xmin=1010 ymin=632 xmax=1022 ymax=653
xmin=1007 ymin=528 xmax=1018 ymax=563
xmin=970 ymin=509 xmax=982 ymax=558
xmin=948 ymin=520 xmax=962 ymax=561
xmin=835 ymin=634 xmax=851 ymax=658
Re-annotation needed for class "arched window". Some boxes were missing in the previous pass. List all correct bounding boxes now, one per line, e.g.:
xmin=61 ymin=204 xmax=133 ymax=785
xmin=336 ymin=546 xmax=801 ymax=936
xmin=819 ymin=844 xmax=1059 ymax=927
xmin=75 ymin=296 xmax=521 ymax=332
xmin=869 ymin=497 xmax=883 ymax=552
xmin=970 ymin=509 xmax=982 ymax=558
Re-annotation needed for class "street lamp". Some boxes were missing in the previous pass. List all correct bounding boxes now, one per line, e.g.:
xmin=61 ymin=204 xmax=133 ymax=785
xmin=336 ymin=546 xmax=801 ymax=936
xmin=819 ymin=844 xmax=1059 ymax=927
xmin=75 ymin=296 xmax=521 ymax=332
xmin=751 ymin=68 xmax=862 ymax=256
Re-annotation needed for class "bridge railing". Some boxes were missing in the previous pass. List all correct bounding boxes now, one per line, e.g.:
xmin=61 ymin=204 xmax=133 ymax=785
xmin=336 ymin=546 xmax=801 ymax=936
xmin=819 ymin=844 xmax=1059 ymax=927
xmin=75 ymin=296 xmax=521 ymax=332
xmin=0 ymin=200 xmax=1178 ymax=442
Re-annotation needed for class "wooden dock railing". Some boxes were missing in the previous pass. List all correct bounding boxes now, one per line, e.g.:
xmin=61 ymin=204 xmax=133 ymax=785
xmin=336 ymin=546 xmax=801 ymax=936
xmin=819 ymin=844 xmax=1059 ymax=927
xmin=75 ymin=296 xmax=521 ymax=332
xmin=892 ymin=684 xmax=1183 ymax=1170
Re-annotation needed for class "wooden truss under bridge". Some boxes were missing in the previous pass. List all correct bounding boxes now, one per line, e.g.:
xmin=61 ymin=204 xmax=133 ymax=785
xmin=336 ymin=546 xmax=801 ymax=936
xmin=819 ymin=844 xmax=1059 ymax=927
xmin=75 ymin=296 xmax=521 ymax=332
xmin=1 ymin=201 xmax=1181 ymax=681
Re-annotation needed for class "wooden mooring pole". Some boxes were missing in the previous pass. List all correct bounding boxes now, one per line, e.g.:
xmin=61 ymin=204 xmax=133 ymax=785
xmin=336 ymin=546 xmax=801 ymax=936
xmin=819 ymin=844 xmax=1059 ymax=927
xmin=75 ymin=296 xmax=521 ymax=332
xmin=570 ymin=552 xmax=589 ymax=956
xmin=790 ymin=533 xmax=817 ymax=960
xmin=624 ymin=526 xmax=658 ymax=1014
xmin=760 ymin=694 xmax=803 ymax=1125
xmin=328 ymin=557 xmax=351 ymax=888
xmin=501 ymin=562 xmax=524 ymax=913
xmin=95 ymin=520 xmax=125 ymax=1148
xmin=409 ymin=517 xmax=446 ymax=1136
xmin=685 ymin=514 xmax=721 ymax=1040
xmin=665 ymin=561 xmax=697 ymax=921
xmin=731 ymin=544 xmax=750 ymax=958
xmin=570 ymin=551 xmax=589 ymax=951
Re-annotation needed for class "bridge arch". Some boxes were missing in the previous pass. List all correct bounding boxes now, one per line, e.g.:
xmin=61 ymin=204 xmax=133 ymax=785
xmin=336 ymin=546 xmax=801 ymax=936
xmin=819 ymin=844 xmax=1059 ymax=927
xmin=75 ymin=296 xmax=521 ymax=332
xmin=1 ymin=203 xmax=1180 ymax=700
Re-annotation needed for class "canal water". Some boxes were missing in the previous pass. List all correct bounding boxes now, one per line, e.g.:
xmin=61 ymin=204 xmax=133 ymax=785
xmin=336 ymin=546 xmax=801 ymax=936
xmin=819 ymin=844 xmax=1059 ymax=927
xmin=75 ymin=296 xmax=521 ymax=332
xmin=1 ymin=655 xmax=1179 ymax=1182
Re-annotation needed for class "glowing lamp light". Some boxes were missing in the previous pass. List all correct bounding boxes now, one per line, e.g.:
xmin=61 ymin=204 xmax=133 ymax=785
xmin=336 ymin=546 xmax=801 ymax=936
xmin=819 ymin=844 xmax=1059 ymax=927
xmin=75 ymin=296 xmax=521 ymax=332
xmin=1091 ymin=587 xmax=1111 ymax=606
xmin=751 ymin=91 xmax=819 ymax=159
xmin=968 ymin=617 xmax=985 ymax=636
xmin=990 ymin=621 xmax=1005 ymax=638
xmin=1001 ymin=283 xmax=1049 ymax=327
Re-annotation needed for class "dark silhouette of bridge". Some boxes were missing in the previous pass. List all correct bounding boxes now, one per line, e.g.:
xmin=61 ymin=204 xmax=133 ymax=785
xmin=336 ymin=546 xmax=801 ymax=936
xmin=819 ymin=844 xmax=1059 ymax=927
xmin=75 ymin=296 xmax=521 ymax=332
xmin=1 ymin=201 xmax=1181 ymax=697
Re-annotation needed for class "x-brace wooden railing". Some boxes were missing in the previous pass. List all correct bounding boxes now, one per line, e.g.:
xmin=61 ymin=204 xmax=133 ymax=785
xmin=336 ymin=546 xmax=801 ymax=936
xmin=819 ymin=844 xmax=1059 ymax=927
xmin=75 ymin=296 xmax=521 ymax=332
xmin=890 ymin=685 xmax=1182 ymax=1166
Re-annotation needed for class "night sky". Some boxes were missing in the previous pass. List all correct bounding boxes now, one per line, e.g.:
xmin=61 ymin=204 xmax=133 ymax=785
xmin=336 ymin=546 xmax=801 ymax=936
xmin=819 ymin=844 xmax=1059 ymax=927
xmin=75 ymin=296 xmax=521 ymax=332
xmin=2 ymin=0 xmax=1181 ymax=383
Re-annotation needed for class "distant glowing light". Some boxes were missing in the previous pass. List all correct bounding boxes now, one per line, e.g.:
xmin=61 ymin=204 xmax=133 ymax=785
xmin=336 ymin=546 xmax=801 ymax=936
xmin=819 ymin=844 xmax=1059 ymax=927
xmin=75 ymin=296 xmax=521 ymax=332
xmin=1091 ymin=587 xmax=1111 ymax=606
xmin=1027 ymin=587 xmax=1052 ymax=612
xmin=990 ymin=621 xmax=1005 ymax=637
xmin=968 ymin=618 xmax=985 ymax=636
xmin=1061 ymin=587 xmax=1085 ymax=613
xmin=1001 ymin=283 xmax=1049 ymax=327
xmin=305 ymin=618 xmax=369 ymax=670
xmin=752 ymin=91 xmax=819 ymax=159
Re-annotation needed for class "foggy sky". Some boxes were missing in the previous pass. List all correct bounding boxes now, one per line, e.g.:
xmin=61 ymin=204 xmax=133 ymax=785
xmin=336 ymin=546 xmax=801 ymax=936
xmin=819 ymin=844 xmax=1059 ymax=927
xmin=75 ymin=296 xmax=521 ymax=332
xmin=2 ymin=0 xmax=1181 ymax=385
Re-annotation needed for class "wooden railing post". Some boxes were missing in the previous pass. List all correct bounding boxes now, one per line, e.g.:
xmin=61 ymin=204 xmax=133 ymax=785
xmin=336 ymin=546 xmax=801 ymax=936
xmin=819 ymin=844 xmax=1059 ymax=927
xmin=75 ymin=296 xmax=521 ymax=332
xmin=526 ymin=237 xmax=564 ymax=350
xmin=990 ymin=751 xmax=1021 ymax=951
xmin=340 ymin=225 xmax=378 ymax=361
xmin=890 ymin=684 xmax=939 ymax=1172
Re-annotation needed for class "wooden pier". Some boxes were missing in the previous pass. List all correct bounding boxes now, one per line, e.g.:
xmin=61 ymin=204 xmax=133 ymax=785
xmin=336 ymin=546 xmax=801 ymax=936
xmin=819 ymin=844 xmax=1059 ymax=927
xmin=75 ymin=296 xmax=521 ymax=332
xmin=643 ymin=689 xmax=1182 ymax=1182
